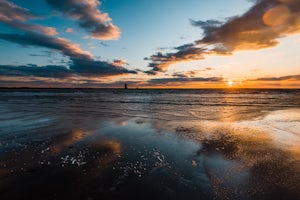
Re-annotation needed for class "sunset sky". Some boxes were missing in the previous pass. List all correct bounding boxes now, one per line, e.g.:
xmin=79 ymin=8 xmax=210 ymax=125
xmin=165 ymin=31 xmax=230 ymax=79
xmin=0 ymin=0 xmax=299 ymax=88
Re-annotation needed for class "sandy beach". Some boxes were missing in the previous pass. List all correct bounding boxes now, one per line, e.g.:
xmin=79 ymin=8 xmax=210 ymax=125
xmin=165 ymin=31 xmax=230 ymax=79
xmin=0 ymin=89 xmax=299 ymax=200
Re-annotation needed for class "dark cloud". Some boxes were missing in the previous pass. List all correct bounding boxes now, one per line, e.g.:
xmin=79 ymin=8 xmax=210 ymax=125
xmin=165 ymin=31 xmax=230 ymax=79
xmin=29 ymin=51 xmax=54 ymax=57
xmin=2 ymin=74 xmax=299 ymax=88
xmin=82 ymin=76 xmax=224 ymax=88
xmin=0 ymin=78 xmax=143 ymax=88
xmin=0 ymin=32 xmax=93 ymax=60
xmin=111 ymin=59 xmax=127 ymax=67
xmin=100 ymin=42 xmax=109 ymax=47
xmin=145 ymin=47 xmax=206 ymax=74
xmin=0 ymin=64 xmax=71 ymax=78
xmin=147 ymin=0 xmax=300 ymax=73
xmin=193 ymin=0 xmax=298 ymax=50
xmin=190 ymin=19 xmax=223 ymax=36
xmin=0 ymin=32 xmax=135 ymax=78
xmin=70 ymin=59 xmax=136 ymax=77
xmin=0 ymin=0 xmax=57 ymax=35
xmin=0 ymin=60 xmax=136 ymax=78
xmin=46 ymin=0 xmax=120 ymax=40
xmin=0 ymin=19 xmax=57 ymax=36
xmin=253 ymin=74 xmax=300 ymax=81
xmin=148 ymin=77 xmax=224 ymax=85
xmin=172 ymin=68 xmax=213 ymax=78
xmin=172 ymin=73 xmax=189 ymax=78
xmin=29 ymin=54 xmax=50 ymax=57
xmin=0 ymin=0 xmax=135 ymax=84
xmin=174 ymin=43 xmax=195 ymax=51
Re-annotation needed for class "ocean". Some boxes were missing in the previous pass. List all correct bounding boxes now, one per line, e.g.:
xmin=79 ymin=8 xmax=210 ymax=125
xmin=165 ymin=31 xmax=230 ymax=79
xmin=0 ymin=89 xmax=299 ymax=199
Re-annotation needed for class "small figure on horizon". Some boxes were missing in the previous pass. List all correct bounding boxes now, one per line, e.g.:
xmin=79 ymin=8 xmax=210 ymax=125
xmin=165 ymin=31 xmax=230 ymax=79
xmin=124 ymin=83 xmax=128 ymax=89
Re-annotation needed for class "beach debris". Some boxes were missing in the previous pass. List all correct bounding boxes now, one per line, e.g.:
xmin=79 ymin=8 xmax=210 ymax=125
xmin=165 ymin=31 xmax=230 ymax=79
xmin=191 ymin=160 xmax=197 ymax=167
xmin=60 ymin=152 xmax=87 ymax=167
xmin=153 ymin=150 xmax=165 ymax=166
xmin=41 ymin=147 xmax=50 ymax=154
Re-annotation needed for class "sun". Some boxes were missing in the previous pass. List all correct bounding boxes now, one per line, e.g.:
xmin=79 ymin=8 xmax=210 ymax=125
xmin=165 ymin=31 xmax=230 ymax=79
xmin=228 ymin=81 xmax=233 ymax=87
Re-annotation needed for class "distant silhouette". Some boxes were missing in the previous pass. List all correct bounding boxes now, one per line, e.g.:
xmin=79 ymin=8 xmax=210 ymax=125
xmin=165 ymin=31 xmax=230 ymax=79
xmin=124 ymin=83 xmax=128 ymax=89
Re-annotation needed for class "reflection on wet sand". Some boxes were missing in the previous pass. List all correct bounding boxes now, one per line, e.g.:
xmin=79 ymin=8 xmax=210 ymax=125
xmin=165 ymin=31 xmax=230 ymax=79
xmin=198 ymin=127 xmax=299 ymax=199
xmin=173 ymin=109 xmax=300 ymax=199
xmin=0 ymin=109 xmax=299 ymax=199
xmin=87 ymin=139 xmax=122 ymax=174
xmin=50 ymin=130 xmax=91 ymax=154
xmin=0 ymin=133 xmax=125 ymax=199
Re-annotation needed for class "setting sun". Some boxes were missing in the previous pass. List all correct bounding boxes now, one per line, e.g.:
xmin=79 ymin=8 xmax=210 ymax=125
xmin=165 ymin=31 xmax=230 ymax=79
xmin=228 ymin=81 xmax=233 ymax=86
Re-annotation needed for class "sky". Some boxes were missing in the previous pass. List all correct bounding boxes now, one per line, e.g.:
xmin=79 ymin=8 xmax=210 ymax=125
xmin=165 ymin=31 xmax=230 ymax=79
xmin=0 ymin=0 xmax=299 ymax=88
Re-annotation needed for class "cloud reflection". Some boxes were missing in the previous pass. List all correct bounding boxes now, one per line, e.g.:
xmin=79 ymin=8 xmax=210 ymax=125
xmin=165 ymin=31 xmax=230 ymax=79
xmin=186 ymin=123 xmax=299 ymax=198
xmin=50 ymin=130 xmax=90 ymax=154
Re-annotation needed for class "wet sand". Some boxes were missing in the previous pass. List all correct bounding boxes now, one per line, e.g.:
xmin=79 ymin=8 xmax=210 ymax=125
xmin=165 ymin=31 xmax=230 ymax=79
xmin=0 ymin=89 xmax=299 ymax=199
xmin=0 ymin=110 xmax=299 ymax=200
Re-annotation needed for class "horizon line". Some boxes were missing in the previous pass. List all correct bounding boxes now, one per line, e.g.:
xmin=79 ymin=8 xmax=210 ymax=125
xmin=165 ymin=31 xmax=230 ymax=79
xmin=0 ymin=87 xmax=299 ymax=90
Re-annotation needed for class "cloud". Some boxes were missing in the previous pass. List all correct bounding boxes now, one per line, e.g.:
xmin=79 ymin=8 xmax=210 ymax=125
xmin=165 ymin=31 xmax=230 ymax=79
xmin=148 ymin=77 xmax=224 ymax=85
xmin=99 ymin=41 xmax=109 ymax=47
xmin=252 ymin=74 xmax=300 ymax=81
xmin=0 ymin=60 xmax=136 ymax=78
xmin=0 ymin=32 xmax=93 ymax=60
xmin=190 ymin=19 xmax=223 ymax=34
xmin=145 ymin=48 xmax=206 ymax=74
xmin=194 ymin=0 xmax=300 ymax=50
xmin=69 ymin=59 xmax=136 ymax=77
xmin=0 ymin=32 xmax=136 ymax=78
xmin=0 ymin=64 xmax=71 ymax=78
xmin=2 ymin=74 xmax=299 ymax=88
xmin=65 ymin=28 xmax=75 ymax=33
xmin=238 ymin=74 xmax=300 ymax=88
xmin=172 ymin=68 xmax=212 ymax=78
xmin=0 ymin=0 xmax=57 ymax=35
xmin=0 ymin=77 xmax=140 ymax=88
xmin=46 ymin=0 xmax=120 ymax=40
xmin=0 ymin=1 xmax=135 ymax=79
xmin=146 ymin=0 xmax=300 ymax=73
xmin=0 ymin=1 xmax=90 ymax=60
xmin=172 ymin=72 xmax=190 ymax=78
xmin=111 ymin=59 xmax=127 ymax=67
xmin=29 ymin=51 xmax=54 ymax=57
xmin=0 ymin=0 xmax=36 ymax=21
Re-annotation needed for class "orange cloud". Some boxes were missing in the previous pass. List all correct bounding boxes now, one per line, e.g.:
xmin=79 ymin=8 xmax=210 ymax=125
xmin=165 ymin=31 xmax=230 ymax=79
xmin=234 ymin=74 xmax=300 ymax=88
xmin=0 ymin=0 xmax=58 ymax=36
xmin=111 ymin=59 xmax=127 ymax=67
xmin=46 ymin=0 xmax=121 ymax=40
xmin=146 ymin=0 xmax=300 ymax=74
xmin=65 ymin=28 xmax=75 ymax=33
